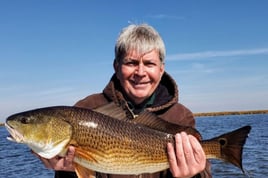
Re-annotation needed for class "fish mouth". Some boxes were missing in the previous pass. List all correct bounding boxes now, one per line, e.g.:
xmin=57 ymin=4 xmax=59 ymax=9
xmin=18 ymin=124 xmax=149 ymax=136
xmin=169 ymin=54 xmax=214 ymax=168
xmin=5 ymin=123 xmax=24 ymax=143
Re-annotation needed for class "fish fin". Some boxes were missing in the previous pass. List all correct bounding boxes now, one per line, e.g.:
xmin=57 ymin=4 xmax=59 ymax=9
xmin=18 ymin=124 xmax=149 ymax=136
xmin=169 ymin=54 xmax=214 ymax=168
xmin=95 ymin=102 xmax=203 ymax=140
xmin=75 ymin=147 xmax=98 ymax=163
xmin=74 ymin=163 xmax=96 ymax=178
xmin=204 ymin=125 xmax=251 ymax=172
xmin=131 ymin=111 xmax=202 ymax=140
xmin=93 ymin=102 xmax=128 ymax=120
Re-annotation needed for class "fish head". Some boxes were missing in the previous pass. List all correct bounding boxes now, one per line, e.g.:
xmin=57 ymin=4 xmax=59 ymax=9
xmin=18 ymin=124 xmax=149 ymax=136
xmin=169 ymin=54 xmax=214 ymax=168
xmin=5 ymin=107 xmax=73 ymax=159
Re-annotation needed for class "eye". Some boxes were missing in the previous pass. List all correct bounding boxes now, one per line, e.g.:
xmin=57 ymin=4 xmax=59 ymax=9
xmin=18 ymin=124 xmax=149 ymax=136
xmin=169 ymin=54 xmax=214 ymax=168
xmin=20 ymin=117 xmax=30 ymax=124
xmin=145 ymin=62 xmax=156 ymax=67
xmin=219 ymin=138 xmax=227 ymax=147
xmin=125 ymin=61 xmax=138 ymax=66
xmin=122 ymin=59 xmax=139 ymax=66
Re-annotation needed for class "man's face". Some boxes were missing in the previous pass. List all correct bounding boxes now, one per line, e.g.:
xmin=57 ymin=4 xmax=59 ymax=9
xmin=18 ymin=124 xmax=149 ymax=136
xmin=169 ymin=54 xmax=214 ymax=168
xmin=115 ymin=49 xmax=164 ymax=104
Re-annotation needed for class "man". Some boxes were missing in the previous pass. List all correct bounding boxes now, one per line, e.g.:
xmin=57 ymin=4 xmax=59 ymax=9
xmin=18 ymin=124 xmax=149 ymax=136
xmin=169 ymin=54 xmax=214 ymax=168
xmin=38 ymin=23 xmax=211 ymax=178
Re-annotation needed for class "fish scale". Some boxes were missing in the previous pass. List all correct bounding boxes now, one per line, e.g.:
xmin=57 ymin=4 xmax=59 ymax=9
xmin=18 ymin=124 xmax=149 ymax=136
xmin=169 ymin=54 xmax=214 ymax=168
xmin=5 ymin=104 xmax=251 ymax=177
xmin=68 ymin=110 xmax=170 ymax=172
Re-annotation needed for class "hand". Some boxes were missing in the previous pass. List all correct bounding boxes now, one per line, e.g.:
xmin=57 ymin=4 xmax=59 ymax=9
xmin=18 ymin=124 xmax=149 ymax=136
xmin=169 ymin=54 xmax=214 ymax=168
xmin=167 ymin=132 xmax=206 ymax=178
xmin=33 ymin=146 xmax=76 ymax=171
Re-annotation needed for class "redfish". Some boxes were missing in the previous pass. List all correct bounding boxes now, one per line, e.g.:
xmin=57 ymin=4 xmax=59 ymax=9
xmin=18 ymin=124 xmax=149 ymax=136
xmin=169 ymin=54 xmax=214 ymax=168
xmin=5 ymin=103 xmax=251 ymax=177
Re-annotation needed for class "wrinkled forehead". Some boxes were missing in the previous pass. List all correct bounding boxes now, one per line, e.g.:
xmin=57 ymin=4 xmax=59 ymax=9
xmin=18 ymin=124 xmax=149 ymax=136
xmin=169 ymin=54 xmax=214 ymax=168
xmin=125 ymin=49 xmax=160 ymax=60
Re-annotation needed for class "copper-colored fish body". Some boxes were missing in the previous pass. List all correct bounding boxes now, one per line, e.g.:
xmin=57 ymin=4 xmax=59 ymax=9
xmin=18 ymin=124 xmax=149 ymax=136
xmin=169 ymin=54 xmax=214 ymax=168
xmin=5 ymin=105 xmax=251 ymax=176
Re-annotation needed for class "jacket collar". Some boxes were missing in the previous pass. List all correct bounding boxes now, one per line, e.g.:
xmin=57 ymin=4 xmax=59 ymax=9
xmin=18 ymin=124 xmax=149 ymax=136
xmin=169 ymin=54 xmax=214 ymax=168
xmin=102 ymin=72 xmax=179 ymax=113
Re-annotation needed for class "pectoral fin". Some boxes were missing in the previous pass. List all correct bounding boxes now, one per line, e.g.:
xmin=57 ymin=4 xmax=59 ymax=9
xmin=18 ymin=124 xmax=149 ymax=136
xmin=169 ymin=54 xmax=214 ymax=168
xmin=73 ymin=147 xmax=97 ymax=178
xmin=74 ymin=163 xmax=96 ymax=178
xmin=75 ymin=147 xmax=98 ymax=163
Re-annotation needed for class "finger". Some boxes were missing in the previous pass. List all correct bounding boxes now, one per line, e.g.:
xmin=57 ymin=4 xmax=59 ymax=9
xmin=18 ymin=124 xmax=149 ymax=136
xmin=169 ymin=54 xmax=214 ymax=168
xmin=51 ymin=156 xmax=67 ymax=170
xmin=180 ymin=132 xmax=196 ymax=176
xmin=181 ymin=132 xmax=195 ymax=164
xmin=39 ymin=156 xmax=54 ymax=169
xmin=63 ymin=146 xmax=75 ymax=171
xmin=168 ymin=141 xmax=183 ymax=177
xmin=174 ymin=133 xmax=186 ymax=167
xmin=31 ymin=150 xmax=53 ymax=169
xmin=188 ymin=135 xmax=206 ymax=167
xmin=167 ymin=142 xmax=177 ymax=166
xmin=171 ymin=133 xmax=189 ymax=177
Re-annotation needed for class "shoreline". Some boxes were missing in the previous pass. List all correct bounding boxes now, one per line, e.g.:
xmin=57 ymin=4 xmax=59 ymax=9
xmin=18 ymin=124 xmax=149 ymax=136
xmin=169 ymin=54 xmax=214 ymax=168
xmin=1 ymin=109 xmax=268 ymax=126
xmin=194 ymin=109 xmax=268 ymax=117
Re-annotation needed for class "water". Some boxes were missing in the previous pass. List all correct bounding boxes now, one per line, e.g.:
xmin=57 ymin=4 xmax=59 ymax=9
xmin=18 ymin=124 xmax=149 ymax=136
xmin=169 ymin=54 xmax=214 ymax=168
xmin=195 ymin=114 xmax=268 ymax=178
xmin=0 ymin=114 xmax=267 ymax=178
xmin=0 ymin=128 xmax=54 ymax=178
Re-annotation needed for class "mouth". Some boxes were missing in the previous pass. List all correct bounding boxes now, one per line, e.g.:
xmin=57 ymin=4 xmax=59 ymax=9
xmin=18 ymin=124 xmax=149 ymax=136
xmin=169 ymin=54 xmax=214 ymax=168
xmin=130 ymin=80 xmax=151 ymax=87
xmin=5 ymin=123 xmax=24 ymax=143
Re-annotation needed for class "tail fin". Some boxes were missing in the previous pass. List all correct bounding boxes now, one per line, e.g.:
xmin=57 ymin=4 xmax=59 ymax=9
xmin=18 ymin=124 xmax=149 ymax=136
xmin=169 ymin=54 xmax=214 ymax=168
xmin=203 ymin=125 xmax=251 ymax=172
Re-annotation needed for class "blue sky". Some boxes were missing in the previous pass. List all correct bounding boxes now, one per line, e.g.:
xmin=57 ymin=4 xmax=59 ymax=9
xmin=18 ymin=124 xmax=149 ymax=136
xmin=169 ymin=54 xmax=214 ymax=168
xmin=1 ymin=1 xmax=268 ymax=121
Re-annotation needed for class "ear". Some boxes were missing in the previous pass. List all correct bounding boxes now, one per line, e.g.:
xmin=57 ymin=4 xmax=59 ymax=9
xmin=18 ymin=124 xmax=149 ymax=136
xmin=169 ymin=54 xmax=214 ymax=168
xmin=113 ymin=59 xmax=118 ymax=72
xmin=160 ymin=62 xmax=165 ymax=77
xmin=113 ymin=59 xmax=122 ymax=80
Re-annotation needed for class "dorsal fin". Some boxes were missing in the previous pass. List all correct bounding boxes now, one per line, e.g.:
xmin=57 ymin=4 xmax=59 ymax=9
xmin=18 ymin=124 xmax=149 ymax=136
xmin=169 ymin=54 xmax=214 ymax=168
xmin=94 ymin=102 xmax=202 ymax=140
xmin=131 ymin=111 xmax=202 ymax=140
xmin=93 ymin=102 xmax=127 ymax=120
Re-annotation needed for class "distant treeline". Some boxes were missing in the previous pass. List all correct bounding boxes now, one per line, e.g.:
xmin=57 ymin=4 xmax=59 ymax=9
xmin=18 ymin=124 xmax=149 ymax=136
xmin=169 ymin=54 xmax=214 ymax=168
xmin=194 ymin=109 xmax=268 ymax=117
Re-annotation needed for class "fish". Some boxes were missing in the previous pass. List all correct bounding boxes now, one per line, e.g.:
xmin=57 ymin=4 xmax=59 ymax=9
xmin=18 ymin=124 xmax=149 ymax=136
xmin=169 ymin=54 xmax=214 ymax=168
xmin=5 ymin=103 xmax=251 ymax=178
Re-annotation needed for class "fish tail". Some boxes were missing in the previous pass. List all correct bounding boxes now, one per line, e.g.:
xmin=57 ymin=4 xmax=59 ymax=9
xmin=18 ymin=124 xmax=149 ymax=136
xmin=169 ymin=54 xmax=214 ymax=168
xmin=202 ymin=125 xmax=251 ymax=172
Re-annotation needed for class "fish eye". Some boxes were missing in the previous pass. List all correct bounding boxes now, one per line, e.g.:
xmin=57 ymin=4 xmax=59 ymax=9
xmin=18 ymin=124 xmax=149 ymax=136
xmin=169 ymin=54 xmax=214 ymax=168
xmin=219 ymin=138 xmax=227 ymax=146
xmin=20 ymin=117 xmax=30 ymax=124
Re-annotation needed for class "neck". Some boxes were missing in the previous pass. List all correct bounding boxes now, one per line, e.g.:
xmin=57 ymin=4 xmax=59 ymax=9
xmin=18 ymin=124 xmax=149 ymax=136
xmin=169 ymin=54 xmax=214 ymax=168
xmin=126 ymin=93 xmax=156 ymax=114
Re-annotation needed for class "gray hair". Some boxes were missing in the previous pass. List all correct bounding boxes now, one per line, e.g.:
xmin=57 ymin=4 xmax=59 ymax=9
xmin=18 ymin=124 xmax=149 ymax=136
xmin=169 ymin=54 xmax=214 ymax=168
xmin=114 ymin=24 xmax=166 ymax=63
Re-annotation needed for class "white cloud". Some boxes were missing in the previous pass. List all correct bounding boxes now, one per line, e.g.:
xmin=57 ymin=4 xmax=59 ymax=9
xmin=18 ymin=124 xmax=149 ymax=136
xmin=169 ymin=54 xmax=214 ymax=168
xmin=167 ymin=48 xmax=268 ymax=61
xmin=147 ymin=14 xmax=184 ymax=20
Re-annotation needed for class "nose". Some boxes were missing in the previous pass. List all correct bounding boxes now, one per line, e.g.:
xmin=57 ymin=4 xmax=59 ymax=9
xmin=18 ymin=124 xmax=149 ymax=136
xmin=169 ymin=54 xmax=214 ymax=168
xmin=135 ymin=63 xmax=145 ymax=76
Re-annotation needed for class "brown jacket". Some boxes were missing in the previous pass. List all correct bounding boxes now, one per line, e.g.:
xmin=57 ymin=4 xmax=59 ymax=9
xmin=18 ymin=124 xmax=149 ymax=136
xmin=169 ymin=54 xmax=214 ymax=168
xmin=55 ymin=72 xmax=211 ymax=178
